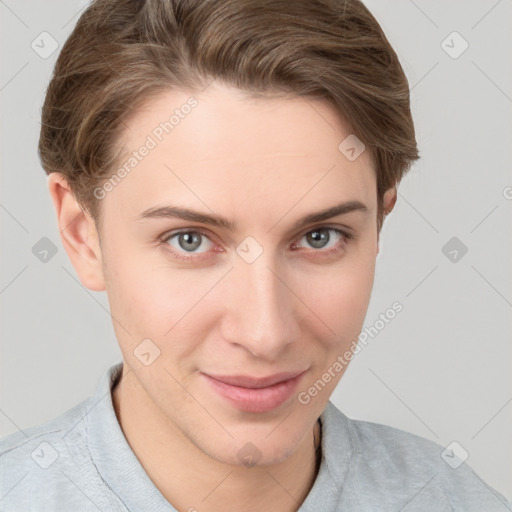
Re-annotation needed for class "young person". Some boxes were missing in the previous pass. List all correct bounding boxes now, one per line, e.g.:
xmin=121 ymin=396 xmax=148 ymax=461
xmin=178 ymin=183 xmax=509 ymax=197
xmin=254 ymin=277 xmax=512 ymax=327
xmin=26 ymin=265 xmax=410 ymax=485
xmin=1 ymin=0 xmax=510 ymax=510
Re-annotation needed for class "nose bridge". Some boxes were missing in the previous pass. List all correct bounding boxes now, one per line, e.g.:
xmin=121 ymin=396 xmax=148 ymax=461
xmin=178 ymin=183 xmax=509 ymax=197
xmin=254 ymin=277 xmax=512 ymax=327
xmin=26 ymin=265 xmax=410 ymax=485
xmin=225 ymin=248 xmax=297 ymax=358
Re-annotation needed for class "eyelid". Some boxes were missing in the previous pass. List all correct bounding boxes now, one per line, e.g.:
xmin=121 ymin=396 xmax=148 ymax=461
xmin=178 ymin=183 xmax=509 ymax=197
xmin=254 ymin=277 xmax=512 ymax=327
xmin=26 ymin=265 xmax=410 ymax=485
xmin=160 ymin=223 xmax=355 ymax=244
xmin=159 ymin=226 xmax=215 ymax=242
xmin=299 ymin=222 xmax=355 ymax=238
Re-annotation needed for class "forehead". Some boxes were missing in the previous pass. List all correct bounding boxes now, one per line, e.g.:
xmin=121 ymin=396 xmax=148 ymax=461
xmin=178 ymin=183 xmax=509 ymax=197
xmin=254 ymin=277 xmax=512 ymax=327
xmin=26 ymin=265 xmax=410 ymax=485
xmin=106 ymin=82 xmax=376 ymax=226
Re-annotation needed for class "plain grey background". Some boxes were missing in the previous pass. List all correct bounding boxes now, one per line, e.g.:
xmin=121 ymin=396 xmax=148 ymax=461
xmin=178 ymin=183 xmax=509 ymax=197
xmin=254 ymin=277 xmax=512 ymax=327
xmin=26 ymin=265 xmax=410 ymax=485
xmin=1 ymin=0 xmax=511 ymax=502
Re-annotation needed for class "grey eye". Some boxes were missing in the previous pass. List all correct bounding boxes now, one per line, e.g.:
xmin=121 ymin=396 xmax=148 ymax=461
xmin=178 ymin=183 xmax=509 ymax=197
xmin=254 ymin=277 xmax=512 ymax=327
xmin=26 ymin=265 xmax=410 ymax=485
xmin=167 ymin=231 xmax=213 ymax=253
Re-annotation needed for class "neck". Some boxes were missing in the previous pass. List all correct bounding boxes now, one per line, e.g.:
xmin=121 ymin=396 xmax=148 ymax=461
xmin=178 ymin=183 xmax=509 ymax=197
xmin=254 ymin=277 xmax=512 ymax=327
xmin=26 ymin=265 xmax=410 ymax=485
xmin=112 ymin=368 xmax=322 ymax=512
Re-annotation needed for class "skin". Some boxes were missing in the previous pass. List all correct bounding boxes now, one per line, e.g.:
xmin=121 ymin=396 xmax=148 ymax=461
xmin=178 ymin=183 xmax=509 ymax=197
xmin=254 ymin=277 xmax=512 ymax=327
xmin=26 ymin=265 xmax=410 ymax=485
xmin=48 ymin=81 xmax=396 ymax=512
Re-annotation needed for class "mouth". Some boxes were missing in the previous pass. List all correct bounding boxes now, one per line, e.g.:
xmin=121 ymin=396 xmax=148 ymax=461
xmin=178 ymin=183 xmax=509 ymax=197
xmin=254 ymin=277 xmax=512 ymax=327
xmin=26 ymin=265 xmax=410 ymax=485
xmin=201 ymin=370 xmax=308 ymax=413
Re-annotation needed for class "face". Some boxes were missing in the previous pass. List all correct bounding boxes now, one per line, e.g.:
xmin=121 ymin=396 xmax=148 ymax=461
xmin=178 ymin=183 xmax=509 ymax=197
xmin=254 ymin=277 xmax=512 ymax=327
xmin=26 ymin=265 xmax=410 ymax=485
xmin=63 ymin=82 xmax=388 ymax=466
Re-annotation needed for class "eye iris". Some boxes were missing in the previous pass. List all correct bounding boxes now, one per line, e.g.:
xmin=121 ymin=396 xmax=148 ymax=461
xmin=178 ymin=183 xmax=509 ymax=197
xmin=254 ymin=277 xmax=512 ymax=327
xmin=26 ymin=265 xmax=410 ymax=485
xmin=307 ymin=229 xmax=329 ymax=249
xmin=178 ymin=232 xmax=202 ymax=252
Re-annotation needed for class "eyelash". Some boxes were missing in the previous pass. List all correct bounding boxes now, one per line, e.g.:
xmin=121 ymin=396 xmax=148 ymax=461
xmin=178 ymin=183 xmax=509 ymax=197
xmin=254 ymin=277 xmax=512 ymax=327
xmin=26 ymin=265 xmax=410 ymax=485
xmin=159 ymin=226 xmax=355 ymax=263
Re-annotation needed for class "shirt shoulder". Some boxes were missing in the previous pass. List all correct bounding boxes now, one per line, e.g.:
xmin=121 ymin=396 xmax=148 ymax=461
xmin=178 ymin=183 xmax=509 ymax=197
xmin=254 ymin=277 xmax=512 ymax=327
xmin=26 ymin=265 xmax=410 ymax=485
xmin=0 ymin=398 xmax=85 ymax=455
xmin=331 ymin=406 xmax=510 ymax=511
xmin=0 ymin=397 xmax=125 ymax=512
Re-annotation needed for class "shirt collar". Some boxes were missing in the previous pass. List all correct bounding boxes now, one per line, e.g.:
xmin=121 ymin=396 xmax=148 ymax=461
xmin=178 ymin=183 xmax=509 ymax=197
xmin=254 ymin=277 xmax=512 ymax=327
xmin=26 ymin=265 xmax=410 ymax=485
xmin=87 ymin=362 xmax=176 ymax=511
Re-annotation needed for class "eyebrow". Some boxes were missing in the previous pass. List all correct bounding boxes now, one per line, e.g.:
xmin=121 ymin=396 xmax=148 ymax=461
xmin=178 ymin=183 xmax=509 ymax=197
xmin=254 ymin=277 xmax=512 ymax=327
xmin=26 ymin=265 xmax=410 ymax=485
xmin=136 ymin=200 xmax=368 ymax=232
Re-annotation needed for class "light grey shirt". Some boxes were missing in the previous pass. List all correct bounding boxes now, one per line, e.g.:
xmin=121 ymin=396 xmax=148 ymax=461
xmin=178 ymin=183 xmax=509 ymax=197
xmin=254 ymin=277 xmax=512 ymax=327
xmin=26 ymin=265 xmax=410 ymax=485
xmin=1 ymin=362 xmax=510 ymax=511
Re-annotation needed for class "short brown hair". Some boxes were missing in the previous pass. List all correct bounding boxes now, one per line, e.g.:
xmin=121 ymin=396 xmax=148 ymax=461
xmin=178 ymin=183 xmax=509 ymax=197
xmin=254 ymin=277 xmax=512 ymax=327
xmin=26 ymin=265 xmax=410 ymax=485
xmin=39 ymin=0 xmax=419 ymax=232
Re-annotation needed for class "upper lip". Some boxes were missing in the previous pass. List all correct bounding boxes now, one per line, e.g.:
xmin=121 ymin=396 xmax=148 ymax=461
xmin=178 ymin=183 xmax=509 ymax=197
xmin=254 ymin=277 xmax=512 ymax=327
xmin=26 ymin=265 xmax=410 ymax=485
xmin=204 ymin=370 xmax=306 ymax=389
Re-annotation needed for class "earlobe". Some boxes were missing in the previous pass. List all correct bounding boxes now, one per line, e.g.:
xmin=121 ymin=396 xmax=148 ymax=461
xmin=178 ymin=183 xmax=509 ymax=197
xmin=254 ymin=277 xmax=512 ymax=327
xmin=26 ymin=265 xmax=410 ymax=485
xmin=47 ymin=173 xmax=106 ymax=292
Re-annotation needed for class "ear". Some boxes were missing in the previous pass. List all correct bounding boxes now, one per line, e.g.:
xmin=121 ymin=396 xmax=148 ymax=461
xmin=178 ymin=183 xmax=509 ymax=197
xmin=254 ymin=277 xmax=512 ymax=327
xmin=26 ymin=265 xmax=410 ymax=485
xmin=47 ymin=173 xmax=106 ymax=291
xmin=383 ymin=187 xmax=397 ymax=215
xmin=377 ymin=187 xmax=397 ymax=254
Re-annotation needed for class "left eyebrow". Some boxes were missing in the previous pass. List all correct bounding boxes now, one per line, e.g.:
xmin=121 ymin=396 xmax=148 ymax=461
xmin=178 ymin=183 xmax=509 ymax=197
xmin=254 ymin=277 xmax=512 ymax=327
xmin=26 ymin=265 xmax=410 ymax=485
xmin=136 ymin=200 xmax=368 ymax=232
xmin=291 ymin=200 xmax=368 ymax=230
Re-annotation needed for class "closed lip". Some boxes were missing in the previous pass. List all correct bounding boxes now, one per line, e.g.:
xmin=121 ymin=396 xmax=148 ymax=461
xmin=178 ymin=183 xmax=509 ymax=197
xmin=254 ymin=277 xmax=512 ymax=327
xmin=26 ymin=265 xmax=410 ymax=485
xmin=202 ymin=370 xmax=306 ymax=389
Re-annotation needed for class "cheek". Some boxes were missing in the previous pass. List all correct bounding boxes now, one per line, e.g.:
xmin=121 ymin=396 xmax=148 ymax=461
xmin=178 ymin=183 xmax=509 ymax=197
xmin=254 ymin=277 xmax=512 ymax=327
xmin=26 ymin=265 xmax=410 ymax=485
xmin=296 ymin=241 xmax=377 ymax=331
xmin=102 ymin=239 xmax=218 ymax=360
xmin=100 ymin=237 xmax=172 ymax=337
xmin=294 ymin=248 xmax=376 ymax=401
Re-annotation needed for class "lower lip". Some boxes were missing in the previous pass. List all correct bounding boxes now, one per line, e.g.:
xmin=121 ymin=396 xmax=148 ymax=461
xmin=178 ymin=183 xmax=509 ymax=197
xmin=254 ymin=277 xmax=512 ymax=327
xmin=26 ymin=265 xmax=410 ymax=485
xmin=202 ymin=372 xmax=306 ymax=413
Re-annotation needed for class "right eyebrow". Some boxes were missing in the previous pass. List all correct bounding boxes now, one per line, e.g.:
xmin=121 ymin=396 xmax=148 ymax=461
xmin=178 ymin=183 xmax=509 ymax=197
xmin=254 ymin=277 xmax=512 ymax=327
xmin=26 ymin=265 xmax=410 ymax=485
xmin=136 ymin=205 xmax=236 ymax=231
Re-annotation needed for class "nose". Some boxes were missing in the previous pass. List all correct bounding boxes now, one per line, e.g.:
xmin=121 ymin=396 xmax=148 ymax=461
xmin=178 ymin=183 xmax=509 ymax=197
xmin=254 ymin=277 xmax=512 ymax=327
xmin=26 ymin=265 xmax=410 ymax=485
xmin=221 ymin=251 xmax=300 ymax=360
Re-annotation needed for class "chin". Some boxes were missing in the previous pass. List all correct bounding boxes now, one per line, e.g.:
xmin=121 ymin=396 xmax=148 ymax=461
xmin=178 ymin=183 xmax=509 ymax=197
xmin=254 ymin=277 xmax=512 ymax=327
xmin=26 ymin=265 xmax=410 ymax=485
xmin=202 ymin=429 xmax=304 ymax=468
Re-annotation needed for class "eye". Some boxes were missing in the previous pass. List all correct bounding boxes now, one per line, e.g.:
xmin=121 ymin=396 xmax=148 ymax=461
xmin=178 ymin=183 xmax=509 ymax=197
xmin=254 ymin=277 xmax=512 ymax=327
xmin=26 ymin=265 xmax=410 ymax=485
xmin=161 ymin=230 xmax=215 ymax=261
xmin=292 ymin=227 xmax=353 ymax=256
